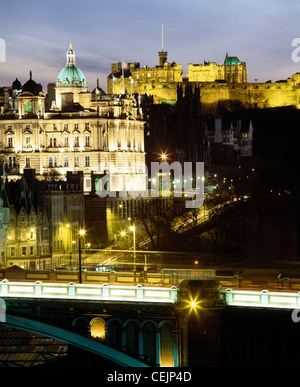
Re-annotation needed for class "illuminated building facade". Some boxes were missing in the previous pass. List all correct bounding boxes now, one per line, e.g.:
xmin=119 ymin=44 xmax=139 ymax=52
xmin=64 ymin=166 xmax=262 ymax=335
xmin=0 ymin=184 xmax=9 ymax=266
xmin=3 ymin=170 xmax=85 ymax=270
xmin=4 ymin=173 xmax=51 ymax=269
xmin=107 ymin=46 xmax=300 ymax=111
xmin=188 ymin=52 xmax=247 ymax=84
xmin=0 ymin=43 xmax=147 ymax=194
xmin=107 ymin=50 xmax=183 ymax=104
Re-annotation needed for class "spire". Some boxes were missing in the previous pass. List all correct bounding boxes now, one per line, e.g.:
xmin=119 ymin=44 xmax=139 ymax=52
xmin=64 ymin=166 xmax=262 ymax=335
xmin=66 ymin=41 xmax=76 ymax=67
xmin=29 ymin=70 xmax=32 ymax=80
xmin=162 ymin=24 xmax=164 ymax=52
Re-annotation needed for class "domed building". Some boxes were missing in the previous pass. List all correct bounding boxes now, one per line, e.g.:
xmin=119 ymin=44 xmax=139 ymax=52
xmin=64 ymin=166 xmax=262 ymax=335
xmin=55 ymin=41 xmax=88 ymax=109
xmin=12 ymin=78 xmax=22 ymax=92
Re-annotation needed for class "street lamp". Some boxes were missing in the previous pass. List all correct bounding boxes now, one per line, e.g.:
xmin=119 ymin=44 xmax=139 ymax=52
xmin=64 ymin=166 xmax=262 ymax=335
xmin=129 ymin=225 xmax=136 ymax=280
xmin=78 ymin=229 xmax=85 ymax=284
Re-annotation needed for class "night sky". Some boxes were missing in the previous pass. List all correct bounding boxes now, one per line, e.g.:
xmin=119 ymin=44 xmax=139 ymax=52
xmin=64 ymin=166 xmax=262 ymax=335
xmin=0 ymin=0 xmax=299 ymax=92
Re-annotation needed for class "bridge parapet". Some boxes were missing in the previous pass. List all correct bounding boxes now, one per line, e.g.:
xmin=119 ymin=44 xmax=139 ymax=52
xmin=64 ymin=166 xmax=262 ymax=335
xmin=0 ymin=279 xmax=178 ymax=304
xmin=222 ymin=288 xmax=300 ymax=309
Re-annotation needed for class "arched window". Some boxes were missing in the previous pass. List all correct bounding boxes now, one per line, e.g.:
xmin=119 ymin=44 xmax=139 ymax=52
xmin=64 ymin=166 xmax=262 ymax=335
xmin=108 ymin=320 xmax=122 ymax=347
xmin=143 ymin=321 xmax=156 ymax=365
xmin=126 ymin=321 xmax=139 ymax=355
xmin=90 ymin=318 xmax=105 ymax=340
xmin=160 ymin=322 xmax=174 ymax=367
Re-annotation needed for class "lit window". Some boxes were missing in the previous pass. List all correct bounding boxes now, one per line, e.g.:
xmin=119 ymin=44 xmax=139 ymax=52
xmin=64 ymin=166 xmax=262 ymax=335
xmin=8 ymin=156 xmax=16 ymax=168
xmin=25 ymin=136 xmax=31 ymax=149
xmin=7 ymin=137 xmax=13 ymax=147
xmin=24 ymin=101 xmax=31 ymax=113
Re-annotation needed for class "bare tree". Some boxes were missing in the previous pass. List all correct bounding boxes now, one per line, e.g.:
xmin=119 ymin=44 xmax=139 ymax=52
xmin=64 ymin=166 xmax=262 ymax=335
xmin=134 ymin=197 xmax=201 ymax=250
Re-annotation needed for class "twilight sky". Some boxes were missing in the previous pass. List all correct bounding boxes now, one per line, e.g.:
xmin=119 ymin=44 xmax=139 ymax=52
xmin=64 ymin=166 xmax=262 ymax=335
xmin=0 ymin=0 xmax=299 ymax=92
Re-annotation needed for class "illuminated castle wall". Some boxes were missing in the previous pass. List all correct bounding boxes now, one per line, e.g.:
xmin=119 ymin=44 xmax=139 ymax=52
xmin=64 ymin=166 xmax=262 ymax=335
xmin=108 ymin=49 xmax=300 ymax=110
xmin=188 ymin=52 xmax=247 ymax=84
xmin=107 ymin=51 xmax=182 ymax=104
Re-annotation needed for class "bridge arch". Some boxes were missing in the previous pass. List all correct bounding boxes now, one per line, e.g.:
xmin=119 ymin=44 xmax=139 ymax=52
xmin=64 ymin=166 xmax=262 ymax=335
xmin=123 ymin=319 xmax=140 ymax=356
xmin=107 ymin=318 xmax=123 ymax=348
xmin=72 ymin=316 xmax=90 ymax=335
xmin=4 ymin=314 xmax=147 ymax=367
xmin=158 ymin=320 xmax=177 ymax=367
xmin=72 ymin=316 xmax=89 ymax=327
xmin=70 ymin=315 xmax=180 ymax=367
xmin=141 ymin=320 xmax=158 ymax=366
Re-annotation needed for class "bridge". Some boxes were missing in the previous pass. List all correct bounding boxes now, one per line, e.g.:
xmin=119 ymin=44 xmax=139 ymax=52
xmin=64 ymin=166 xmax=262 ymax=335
xmin=1 ymin=267 xmax=300 ymax=367
xmin=1 ymin=278 xmax=300 ymax=309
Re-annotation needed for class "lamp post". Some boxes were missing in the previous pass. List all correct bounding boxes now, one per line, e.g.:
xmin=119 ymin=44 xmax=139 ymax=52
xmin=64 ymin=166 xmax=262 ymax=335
xmin=129 ymin=225 xmax=136 ymax=281
xmin=65 ymin=223 xmax=70 ymax=268
xmin=78 ymin=229 xmax=85 ymax=284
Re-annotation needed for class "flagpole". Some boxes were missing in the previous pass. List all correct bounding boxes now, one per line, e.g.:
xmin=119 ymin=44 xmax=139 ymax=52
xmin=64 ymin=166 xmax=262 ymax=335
xmin=122 ymin=58 xmax=125 ymax=94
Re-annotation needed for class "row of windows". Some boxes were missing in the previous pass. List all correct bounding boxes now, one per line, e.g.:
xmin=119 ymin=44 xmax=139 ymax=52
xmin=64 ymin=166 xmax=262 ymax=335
xmin=49 ymin=135 xmax=90 ymax=147
xmin=47 ymin=155 xmax=90 ymax=168
xmin=8 ymin=245 xmax=50 ymax=257
xmin=54 ymin=122 xmax=90 ymax=131
xmin=7 ymin=228 xmax=49 ymax=241
xmin=9 ymin=246 xmax=35 ymax=256
xmin=7 ymin=135 xmax=91 ymax=148
xmin=5 ymin=122 xmax=90 ymax=131
xmin=23 ymin=155 xmax=91 ymax=168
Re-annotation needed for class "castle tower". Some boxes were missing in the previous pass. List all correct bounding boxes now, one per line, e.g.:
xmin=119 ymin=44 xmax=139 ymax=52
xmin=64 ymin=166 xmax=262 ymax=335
xmin=224 ymin=51 xmax=247 ymax=83
xmin=158 ymin=25 xmax=168 ymax=66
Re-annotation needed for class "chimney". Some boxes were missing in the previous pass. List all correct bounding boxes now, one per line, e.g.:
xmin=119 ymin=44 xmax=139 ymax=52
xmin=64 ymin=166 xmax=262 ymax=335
xmin=61 ymin=92 xmax=74 ymax=111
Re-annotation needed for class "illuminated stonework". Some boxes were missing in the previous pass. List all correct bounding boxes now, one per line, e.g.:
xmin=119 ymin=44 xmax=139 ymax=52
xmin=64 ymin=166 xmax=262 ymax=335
xmin=108 ymin=48 xmax=300 ymax=110
xmin=0 ymin=44 xmax=146 ymax=193
xmin=188 ymin=52 xmax=247 ymax=84
xmin=107 ymin=51 xmax=182 ymax=104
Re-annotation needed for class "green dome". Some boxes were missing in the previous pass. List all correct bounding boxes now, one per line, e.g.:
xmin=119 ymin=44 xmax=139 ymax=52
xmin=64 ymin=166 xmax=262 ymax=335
xmin=56 ymin=42 xmax=87 ymax=87
xmin=57 ymin=66 xmax=86 ymax=85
